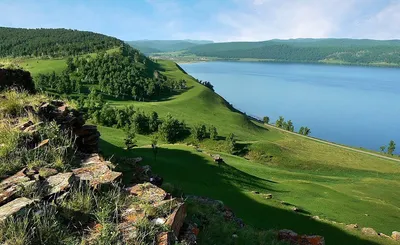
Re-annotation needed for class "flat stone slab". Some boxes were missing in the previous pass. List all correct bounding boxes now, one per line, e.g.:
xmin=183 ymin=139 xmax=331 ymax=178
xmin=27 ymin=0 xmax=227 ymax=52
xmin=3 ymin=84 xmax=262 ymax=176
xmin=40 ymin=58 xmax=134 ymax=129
xmin=73 ymin=162 xmax=122 ymax=187
xmin=45 ymin=172 xmax=75 ymax=196
xmin=166 ymin=204 xmax=187 ymax=237
xmin=0 ymin=197 xmax=35 ymax=221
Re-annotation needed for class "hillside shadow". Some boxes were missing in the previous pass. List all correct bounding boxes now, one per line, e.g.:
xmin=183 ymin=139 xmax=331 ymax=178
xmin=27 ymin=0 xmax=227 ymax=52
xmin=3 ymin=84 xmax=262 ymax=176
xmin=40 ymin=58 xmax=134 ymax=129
xmin=99 ymin=139 xmax=383 ymax=245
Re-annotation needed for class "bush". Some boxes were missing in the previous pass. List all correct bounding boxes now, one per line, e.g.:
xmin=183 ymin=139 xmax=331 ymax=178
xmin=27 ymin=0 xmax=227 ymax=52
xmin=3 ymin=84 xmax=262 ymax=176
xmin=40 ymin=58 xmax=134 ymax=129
xmin=158 ymin=114 xmax=187 ymax=143
xmin=191 ymin=124 xmax=208 ymax=141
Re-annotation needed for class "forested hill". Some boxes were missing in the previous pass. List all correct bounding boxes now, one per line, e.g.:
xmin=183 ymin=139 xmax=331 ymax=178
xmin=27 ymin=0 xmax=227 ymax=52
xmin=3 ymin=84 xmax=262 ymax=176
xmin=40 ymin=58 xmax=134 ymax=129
xmin=0 ymin=27 xmax=123 ymax=57
xmin=127 ymin=40 xmax=213 ymax=54
xmin=184 ymin=38 xmax=400 ymax=66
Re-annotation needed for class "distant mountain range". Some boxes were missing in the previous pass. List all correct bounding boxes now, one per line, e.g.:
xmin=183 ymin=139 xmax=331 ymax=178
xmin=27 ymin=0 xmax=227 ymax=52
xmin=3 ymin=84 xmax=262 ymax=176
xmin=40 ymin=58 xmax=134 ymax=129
xmin=128 ymin=38 xmax=400 ymax=67
xmin=126 ymin=40 xmax=213 ymax=54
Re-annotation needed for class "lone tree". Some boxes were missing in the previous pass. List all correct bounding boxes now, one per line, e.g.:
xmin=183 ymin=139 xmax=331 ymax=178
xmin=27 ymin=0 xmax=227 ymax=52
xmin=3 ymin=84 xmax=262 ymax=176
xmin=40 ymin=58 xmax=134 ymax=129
xmin=380 ymin=145 xmax=386 ymax=153
xmin=226 ymin=133 xmax=236 ymax=154
xmin=263 ymin=116 xmax=270 ymax=124
xmin=387 ymin=140 xmax=396 ymax=155
xmin=299 ymin=127 xmax=305 ymax=135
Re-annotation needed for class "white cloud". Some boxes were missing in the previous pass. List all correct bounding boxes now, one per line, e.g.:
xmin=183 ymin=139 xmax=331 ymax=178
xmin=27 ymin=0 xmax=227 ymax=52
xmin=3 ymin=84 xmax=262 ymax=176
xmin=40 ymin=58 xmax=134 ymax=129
xmin=214 ymin=0 xmax=359 ymax=41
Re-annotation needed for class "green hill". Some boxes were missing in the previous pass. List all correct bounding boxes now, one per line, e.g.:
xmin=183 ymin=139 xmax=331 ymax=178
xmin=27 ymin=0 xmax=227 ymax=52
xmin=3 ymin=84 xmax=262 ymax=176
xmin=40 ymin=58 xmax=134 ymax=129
xmin=0 ymin=27 xmax=122 ymax=57
xmin=182 ymin=38 xmax=400 ymax=66
xmin=127 ymin=40 xmax=213 ymax=54
xmin=1 ymin=28 xmax=399 ymax=245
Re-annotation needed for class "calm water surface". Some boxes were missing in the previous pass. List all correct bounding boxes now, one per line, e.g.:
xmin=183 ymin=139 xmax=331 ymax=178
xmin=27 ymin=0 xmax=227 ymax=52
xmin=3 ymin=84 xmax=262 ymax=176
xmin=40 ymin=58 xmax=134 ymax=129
xmin=180 ymin=61 xmax=400 ymax=152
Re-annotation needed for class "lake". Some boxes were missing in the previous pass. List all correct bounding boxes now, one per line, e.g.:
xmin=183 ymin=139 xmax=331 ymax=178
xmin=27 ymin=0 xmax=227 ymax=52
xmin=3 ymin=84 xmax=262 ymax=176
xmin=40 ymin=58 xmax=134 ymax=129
xmin=180 ymin=61 xmax=400 ymax=152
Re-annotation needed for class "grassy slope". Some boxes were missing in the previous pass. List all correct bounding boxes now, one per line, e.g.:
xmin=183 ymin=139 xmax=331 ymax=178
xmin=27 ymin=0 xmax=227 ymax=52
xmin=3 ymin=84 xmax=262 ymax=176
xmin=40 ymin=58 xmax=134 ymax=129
xmin=4 ymin=56 xmax=400 ymax=244
xmin=99 ymin=60 xmax=400 ymax=245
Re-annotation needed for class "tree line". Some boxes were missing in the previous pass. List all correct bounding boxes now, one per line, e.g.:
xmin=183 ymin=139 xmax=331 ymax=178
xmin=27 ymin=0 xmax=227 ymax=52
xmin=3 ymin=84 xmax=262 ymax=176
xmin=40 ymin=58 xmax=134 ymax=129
xmin=263 ymin=116 xmax=311 ymax=136
xmin=35 ymin=45 xmax=187 ymax=100
xmin=0 ymin=27 xmax=122 ymax=58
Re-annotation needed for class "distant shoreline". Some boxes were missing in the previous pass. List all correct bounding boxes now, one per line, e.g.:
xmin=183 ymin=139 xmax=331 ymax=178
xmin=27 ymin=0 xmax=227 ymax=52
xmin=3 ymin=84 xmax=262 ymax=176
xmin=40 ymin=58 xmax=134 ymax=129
xmin=154 ymin=56 xmax=400 ymax=69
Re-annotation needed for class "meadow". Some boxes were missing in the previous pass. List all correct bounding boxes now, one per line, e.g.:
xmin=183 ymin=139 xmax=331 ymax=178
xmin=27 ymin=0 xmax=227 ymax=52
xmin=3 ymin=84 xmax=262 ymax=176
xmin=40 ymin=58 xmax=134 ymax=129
xmin=4 ymin=56 xmax=400 ymax=244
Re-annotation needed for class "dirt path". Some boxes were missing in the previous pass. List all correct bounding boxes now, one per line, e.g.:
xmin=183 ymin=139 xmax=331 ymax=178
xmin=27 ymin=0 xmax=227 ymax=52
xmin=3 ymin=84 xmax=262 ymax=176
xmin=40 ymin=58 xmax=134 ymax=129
xmin=264 ymin=124 xmax=400 ymax=163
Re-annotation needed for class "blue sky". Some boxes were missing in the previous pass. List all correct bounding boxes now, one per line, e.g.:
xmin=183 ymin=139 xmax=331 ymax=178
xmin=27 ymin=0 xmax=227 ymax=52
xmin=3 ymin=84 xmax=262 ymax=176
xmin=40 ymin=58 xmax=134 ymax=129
xmin=0 ymin=0 xmax=399 ymax=41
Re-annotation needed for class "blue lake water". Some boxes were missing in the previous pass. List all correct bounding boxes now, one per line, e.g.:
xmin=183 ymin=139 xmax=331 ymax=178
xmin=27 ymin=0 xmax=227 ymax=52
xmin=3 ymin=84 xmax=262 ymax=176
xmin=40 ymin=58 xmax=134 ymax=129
xmin=180 ymin=61 xmax=400 ymax=152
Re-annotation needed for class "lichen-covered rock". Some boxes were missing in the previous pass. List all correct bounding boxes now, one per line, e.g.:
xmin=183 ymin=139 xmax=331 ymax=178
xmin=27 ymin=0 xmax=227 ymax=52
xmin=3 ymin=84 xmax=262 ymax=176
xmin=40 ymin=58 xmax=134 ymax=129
xmin=39 ymin=168 xmax=58 ymax=178
xmin=0 ymin=197 xmax=35 ymax=221
xmin=45 ymin=172 xmax=74 ymax=195
xmin=127 ymin=183 xmax=166 ymax=204
xmin=166 ymin=204 xmax=186 ymax=237
xmin=73 ymin=162 xmax=121 ymax=187
xmin=361 ymin=227 xmax=378 ymax=236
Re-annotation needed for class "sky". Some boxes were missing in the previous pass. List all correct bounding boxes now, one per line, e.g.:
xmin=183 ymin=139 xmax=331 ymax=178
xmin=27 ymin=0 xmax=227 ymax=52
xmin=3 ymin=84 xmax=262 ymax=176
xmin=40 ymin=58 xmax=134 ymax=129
xmin=0 ymin=0 xmax=399 ymax=42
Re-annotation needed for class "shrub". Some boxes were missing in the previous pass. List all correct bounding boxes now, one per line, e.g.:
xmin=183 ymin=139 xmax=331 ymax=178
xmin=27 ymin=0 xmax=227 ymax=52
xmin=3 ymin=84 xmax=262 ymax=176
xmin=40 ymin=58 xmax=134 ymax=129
xmin=191 ymin=124 xmax=208 ymax=141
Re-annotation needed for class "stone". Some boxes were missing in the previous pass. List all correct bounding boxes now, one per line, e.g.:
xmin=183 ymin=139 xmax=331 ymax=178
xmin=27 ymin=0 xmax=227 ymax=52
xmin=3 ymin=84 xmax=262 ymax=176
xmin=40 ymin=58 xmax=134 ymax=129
xmin=34 ymin=139 xmax=49 ymax=149
xmin=0 ymin=168 xmax=30 ymax=205
xmin=392 ymin=231 xmax=400 ymax=241
xmin=152 ymin=217 xmax=166 ymax=225
xmin=80 ymin=153 xmax=103 ymax=166
xmin=265 ymin=193 xmax=273 ymax=199
xmin=166 ymin=204 xmax=187 ymax=237
xmin=361 ymin=227 xmax=378 ymax=236
xmin=121 ymin=204 xmax=146 ymax=225
xmin=292 ymin=207 xmax=300 ymax=212
xmin=278 ymin=230 xmax=325 ymax=245
xmin=0 ymin=197 xmax=35 ymax=221
xmin=39 ymin=168 xmax=58 ymax=178
xmin=73 ymin=125 xmax=98 ymax=137
xmin=45 ymin=172 xmax=74 ymax=196
xmin=127 ymin=183 xmax=167 ymax=203
xmin=157 ymin=232 xmax=175 ymax=245
xmin=150 ymin=175 xmax=164 ymax=187
xmin=346 ymin=224 xmax=358 ymax=229
xmin=73 ymin=162 xmax=122 ymax=187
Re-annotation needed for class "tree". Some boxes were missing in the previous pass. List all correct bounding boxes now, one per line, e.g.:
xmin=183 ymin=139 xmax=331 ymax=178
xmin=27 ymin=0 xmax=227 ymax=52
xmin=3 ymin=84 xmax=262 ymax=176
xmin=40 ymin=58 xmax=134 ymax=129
xmin=299 ymin=127 xmax=305 ymax=135
xmin=226 ymin=133 xmax=236 ymax=154
xmin=285 ymin=120 xmax=294 ymax=132
xmin=158 ymin=114 xmax=185 ymax=143
xmin=304 ymin=127 xmax=311 ymax=136
xmin=191 ymin=124 xmax=208 ymax=141
xmin=124 ymin=130 xmax=137 ymax=150
xmin=263 ymin=116 xmax=270 ymax=124
xmin=380 ymin=145 xmax=386 ymax=153
xmin=276 ymin=116 xmax=284 ymax=128
xmin=387 ymin=140 xmax=396 ymax=155
xmin=149 ymin=111 xmax=160 ymax=133
xmin=130 ymin=111 xmax=150 ymax=134
xmin=209 ymin=125 xmax=218 ymax=140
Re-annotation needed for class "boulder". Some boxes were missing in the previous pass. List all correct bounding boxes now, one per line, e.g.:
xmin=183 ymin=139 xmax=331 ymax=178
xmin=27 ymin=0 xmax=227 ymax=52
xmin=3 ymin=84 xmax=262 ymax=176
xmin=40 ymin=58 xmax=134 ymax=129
xmin=38 ymin=168 xmax=58 ymax=178
xmin=299 ymin=235 xmax=325 ymax=245
xmin=361 ymin=227 xmax=378 ymax=236
xmin=157 ymin=232 xmax=175 ymax=245
xmin=73 ymin=162 xmax=122 ymax=187
xmin=392 ymin=231 xmax=400 ymax=241
xmin=0 ymin=168 xmax=30 ymax=205
xmin=127 ymin=183 xmax=167 ymax=204
xmin=166 ymin=204 xmax=187 ymax=237
xmin=45 ymin=172 xmax=74 ymax=196
xmin=265 ymin=193 xmax=273 ymax=199
xmin=378 ymin=233 xmax=392 ymax=239
xmin=0 ymin=197 xmax=35 ymax=221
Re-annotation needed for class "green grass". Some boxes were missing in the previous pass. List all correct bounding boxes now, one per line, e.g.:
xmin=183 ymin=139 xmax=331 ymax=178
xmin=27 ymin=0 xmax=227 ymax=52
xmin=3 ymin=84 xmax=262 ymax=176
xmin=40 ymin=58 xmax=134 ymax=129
xmin=94 ymin=60 xmax=400 ymax=245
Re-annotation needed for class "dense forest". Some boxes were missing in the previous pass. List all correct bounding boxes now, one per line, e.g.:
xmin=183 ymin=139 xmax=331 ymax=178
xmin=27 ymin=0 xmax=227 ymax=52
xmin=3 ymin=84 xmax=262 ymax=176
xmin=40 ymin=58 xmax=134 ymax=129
xmin=127 ymin=40 xmax=213 ymax=54
xmin=184 ymin=39 xmax=400 ymax=65
xmin=35 ymin=45 xmax=187 ymax=100
xmin=0 ymin=27 xmax=122 ymax=57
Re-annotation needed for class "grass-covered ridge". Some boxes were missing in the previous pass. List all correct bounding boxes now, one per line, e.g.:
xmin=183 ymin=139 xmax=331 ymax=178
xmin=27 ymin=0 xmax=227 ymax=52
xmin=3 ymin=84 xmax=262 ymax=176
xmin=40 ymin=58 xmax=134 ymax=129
xmin=97 ymin=60 xmax=400 ymax=245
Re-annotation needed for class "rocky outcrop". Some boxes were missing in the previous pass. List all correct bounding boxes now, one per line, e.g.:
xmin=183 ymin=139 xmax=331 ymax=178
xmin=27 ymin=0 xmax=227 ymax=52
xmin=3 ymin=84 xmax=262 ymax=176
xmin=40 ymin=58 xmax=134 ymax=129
xmin=392 ymin=231 xmax=400 ymax=241
xmin=73 ymin=161 xmax=122 ymax=188
xmin=0 ymin=68 xmax=35 ymax=93
xmin=126 ymin=183 xmax=167 ymax=204
xmin=361 ymin=227 xmax=378 ymax=236
xmin=166 ymin=203 xmax=186 ymax=237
